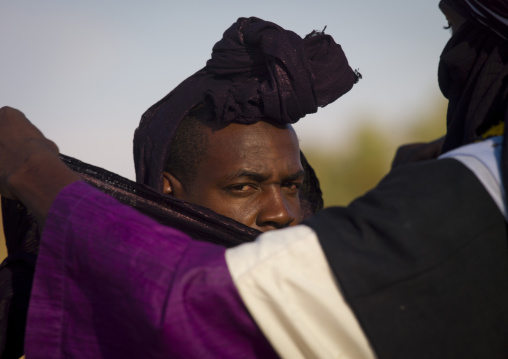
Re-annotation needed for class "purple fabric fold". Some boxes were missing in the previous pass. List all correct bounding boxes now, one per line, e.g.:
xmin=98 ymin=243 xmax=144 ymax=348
xmin=25 ymin=181 xmax=278 ymax=358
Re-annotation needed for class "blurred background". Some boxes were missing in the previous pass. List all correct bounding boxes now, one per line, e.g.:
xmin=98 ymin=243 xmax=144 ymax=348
xmin=1 ymin=1 xmax=451 ymax=253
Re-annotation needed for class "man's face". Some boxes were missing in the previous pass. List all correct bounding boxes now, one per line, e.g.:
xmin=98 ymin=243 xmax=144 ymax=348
xmin=165 ymin=121 xmax=304 ymax=232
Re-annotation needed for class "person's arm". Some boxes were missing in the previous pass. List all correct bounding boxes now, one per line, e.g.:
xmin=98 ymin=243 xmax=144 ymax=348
xmin=0 ymin=107 xmax=79 ymax=227
xmin=25 ymin=181 xmax=278 ymax=358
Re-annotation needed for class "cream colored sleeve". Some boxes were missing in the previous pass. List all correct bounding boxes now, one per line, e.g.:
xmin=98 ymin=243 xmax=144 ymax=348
xmin=0 ymin=197 xmax=7 ymax=262
xmin=225 ymin=225 xmax=375 ymax=359
xmin=440 ymin=136 xmax=507 ymax=220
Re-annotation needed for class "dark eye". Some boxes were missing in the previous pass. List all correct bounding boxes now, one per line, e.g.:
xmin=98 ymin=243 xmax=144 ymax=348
xmin=225 ymin=184 xmax=257 ymax=197
xmin=282 ymin=182 xmax=302 ymax=195
xmin=230 ymin=184 xmax=253 ymax=191
xmin=443 ymin=23 xmax=452 ymax=30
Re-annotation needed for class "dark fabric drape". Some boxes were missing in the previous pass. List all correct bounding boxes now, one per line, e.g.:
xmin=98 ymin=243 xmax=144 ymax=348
xmin=391 ymin=0 xmax=508 ymax=169
xmin=445 ymin=0 xmax=508 ymax=40
xmin=438 ymin=19 xmax=508 ymax=150
xmin=134 ymin=17 xmax=358 ymax=200
xmin=439 ymin=0 xmax=508 ymax=194
xmin=306 ymin=159 xmax=508 ymax=358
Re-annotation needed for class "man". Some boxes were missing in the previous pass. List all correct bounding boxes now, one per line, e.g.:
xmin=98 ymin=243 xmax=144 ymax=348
xmin=0 ymin=17 xmax=360 ymax=358
xmin=4 ymin=3 xmax=508 ymax=358
xmin=132 ymin=17 xmax=359 ymax=230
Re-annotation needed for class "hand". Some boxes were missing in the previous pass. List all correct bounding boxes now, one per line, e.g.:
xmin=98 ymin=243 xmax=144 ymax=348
xmin=0 ymin=106 xmax=59 ymax=199
xmin=0 ymin=106 xmax=79 ymax=227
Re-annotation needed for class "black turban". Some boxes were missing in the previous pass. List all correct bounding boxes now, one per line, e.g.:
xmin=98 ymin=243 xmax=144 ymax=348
xmin=439 ymin=0 xmax=508 ymax=149
xmin=439 ymin=0 xmax=508 ymax=203
xmin=391 ymin=0 xmax=508 ymax=168
xmin=134 ymin=17 xmax=358 ymax=198
xmin=445 ymin=0 xmax=508 ymax=40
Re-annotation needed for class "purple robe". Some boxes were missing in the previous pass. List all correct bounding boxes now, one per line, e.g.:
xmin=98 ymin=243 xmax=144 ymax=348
xmin=25 ymin=181 xmax=277 ymax=358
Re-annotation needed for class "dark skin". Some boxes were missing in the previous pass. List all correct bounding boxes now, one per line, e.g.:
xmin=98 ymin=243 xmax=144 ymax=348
xmin=162 ymin=121 xmax=304 ymax=232
xmin=0 ymin=106 xmax=79 ymax=227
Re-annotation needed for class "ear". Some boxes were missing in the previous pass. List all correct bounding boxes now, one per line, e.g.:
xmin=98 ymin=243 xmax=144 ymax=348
xmin=162 ymin=171 xmax=185 ymax=197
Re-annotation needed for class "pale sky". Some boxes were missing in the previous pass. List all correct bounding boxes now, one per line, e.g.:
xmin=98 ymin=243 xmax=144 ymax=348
xmin=1 ymin=0 xmax=451 ymax=179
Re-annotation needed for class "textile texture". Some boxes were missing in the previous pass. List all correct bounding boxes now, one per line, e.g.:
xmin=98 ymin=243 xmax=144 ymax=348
xmin=226 ymin=225 xmax=375 ymax=358
xmin=392 ymin=1 xmax=508 ymax=169
xmin=25 ymin=181 xmax=278 ymax=358
xmin=305 ymin=159 xmax=508 ymax=358
xmin=445 ymin=0 xmax=508 ymax=40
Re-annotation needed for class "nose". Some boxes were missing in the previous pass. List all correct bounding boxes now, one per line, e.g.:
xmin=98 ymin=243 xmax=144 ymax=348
xmin=255 ymin=187 xmax=297 ymax=231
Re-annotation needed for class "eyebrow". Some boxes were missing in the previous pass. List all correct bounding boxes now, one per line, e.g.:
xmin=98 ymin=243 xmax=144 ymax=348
xmin=222 ymin=169 xmax=305 ymax=183
xmin=282 ymin=170 xmax=305 ymax=182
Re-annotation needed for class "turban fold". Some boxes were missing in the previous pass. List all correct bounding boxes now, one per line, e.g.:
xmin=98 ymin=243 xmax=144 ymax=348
xmin=439 ymin=0 xmax=508 ymax=149
xmin=134 ymin=17 xmax=358 ymax=196
xmin=445 ymin=0 xmax=508 ymax=40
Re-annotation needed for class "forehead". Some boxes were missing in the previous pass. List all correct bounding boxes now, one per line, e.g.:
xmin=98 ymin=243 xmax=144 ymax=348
xmin=202 ymin=121 xmax=302 ymax=178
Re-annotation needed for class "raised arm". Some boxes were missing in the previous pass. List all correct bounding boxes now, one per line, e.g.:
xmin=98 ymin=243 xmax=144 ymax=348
xmin=0 ymin=106 xmax=79 ymax=227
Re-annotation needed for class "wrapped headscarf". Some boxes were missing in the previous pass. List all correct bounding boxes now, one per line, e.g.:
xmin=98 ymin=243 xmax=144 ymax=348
xmin=439 ymin=0 xmax=508 ymax=196
xmin=134 ymin=17 xmax=359 ymax=217
xmin=446 ymin=0 xmax=508 ymax=40
xmin=393 ymin=0 xmax=508 ymax=168
xmin=439 ymin=0 xmax=508 ymax=149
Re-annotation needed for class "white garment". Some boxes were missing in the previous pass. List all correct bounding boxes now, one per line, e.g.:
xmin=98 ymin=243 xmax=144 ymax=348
xmin=440 ymin=136 xmax=507 ymax=220
xmin=226 ymin=225 xmax=375 ymax=359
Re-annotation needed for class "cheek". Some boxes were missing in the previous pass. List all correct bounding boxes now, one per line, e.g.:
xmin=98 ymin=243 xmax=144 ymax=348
xmin=218 ymin=203 xmax=260 ymax=228
xmin=195 ymin=190 xmax=259 ymax=226
xmin=287 ymin=196 xmax=303 ymax=224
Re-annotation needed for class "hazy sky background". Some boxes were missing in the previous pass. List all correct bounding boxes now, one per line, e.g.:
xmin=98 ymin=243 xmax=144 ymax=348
xmin=1 ymin=0 xmax=451 ymax=179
